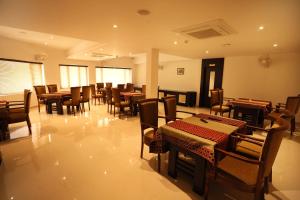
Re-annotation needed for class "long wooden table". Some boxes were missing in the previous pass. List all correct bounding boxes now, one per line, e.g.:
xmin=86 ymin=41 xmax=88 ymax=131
xmin=229 ymin=98 xmax=272 ymax=127
xmin=157 ymin=113 xmax=246 ymax=195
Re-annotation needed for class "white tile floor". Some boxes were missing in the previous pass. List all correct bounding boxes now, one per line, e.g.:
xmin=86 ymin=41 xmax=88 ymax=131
xmin=0 ymin=103 xmax=299 ymax=200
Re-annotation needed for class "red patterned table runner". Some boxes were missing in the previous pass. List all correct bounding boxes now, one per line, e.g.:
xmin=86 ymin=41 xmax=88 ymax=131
xmin=167 ymin=120 xmax=228 ymax=144
xmin=195 ymin=113 xmax=246 ymax=128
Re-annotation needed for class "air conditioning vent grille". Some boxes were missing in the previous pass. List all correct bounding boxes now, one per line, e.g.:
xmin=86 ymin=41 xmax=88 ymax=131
xmin=187 ymin=28 xmax=222 ymax=39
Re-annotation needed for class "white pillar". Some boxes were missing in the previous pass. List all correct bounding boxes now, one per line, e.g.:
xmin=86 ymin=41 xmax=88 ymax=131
xmin=146 ymin=48 xmax=159 ymax=98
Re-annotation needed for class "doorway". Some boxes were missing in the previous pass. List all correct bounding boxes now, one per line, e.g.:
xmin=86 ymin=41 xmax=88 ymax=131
xmin=199 ymin=58 xmax=224 ymax=107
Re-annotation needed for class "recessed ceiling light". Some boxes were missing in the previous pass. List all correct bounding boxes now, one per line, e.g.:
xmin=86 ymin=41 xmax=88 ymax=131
xmin=258 ymin=26 xmax=264 ymax=31
xmin=50 ymin=35 xmax=54 ymax=40
xmin=113 ymin=24 xmax=118 ymax=29
xmin=173 ymin=41 xmax=178 ymax=45
xmin=44 ymin=42 xmax=48 ymax=46
xmin=205 ymin=50 xmax=209 ymax=54
xmin=223 ymin=43 xmax=231 ymax=47
xmin=84 ymin=53 xmax=88 ymax=56
xmin=137 ymin=9 xmax=150 ymax=16
xmin=19 ymin=31 xmax=26 ymax=34
xmin=99 ymin=48 xmax=104 ymax=51
xmin=273 ymin=43 xmax=278 ymax=47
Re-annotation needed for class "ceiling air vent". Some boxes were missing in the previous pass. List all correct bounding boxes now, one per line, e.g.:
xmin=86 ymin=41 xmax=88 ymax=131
xmin=175 ymin=19 xmax=236 ymax=39
xmin=91 ymin=52 xmax=113 ymax=58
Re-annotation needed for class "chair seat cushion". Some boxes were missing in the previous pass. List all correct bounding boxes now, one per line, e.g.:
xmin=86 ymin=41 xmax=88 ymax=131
xmin=212 ymin=105 xmax=230 ymax=111
xmin=218 ymin=156 xmax=259 ymax=185
xmin=235 ymin=141 xmax=262 ymax=159
xmin=7 ymin=112 xmax=27 ymax=123
xmin=144 ymin=129 xmax=155 ymax=146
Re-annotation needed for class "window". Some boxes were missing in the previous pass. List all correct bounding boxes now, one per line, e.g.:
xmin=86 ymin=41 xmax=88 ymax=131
xmin=60 ymin=65 xmax=88 ymax=88
xmin=0 ymin=58 xmax=45 ymax=95
xmin=95 ymin=67 xmax=132 ymax=87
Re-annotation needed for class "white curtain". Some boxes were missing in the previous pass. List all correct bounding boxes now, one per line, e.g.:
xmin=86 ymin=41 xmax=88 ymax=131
xmin=0 ymin=60 xmax=44 ymax=95
xmin=60 ymin=65 xmax=88 ymax=88
xmin=96 ymin=67 xmax=132 ymax=87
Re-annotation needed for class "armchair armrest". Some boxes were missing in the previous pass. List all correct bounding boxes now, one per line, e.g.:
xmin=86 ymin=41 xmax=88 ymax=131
xmin=215 ymin=147 xmax=260 ymax=164
xmin=231 ymin=135 xmax=264 ymax=146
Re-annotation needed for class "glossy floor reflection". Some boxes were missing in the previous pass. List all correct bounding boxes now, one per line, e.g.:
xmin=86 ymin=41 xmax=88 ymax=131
xmin=0 ymin=104 xmax=299 ymax=200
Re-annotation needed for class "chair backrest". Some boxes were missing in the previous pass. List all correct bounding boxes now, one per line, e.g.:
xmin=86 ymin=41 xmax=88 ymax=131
xmin=285 ymin=96 xmax=300 ymax=116
xmin=96 ymin=83 xmax=104 ymax=89
xmin=106 ymin=82 xmax=112 ymax=88
xmin=90 ymin=84 xmax=96 ymax=96
xmin=106 ymin=87 xmax=112 ymax=102
xmin=210 ymin=89 xmax=220 ymax=107
xmin=219 ymin=89 xmax=224 ymax=104
xmin=111 ymin=88 xmax=121 ymax=104
xmin=259 ymin=115 xmax=289 ymax=178
xmin=126 ymin=83 xmax=134 ymax=92
xmin=81 ymin=86 xmax=91 ymax=101
xmin=117 ymin=84 xmax=125 ymax=90
xmin=142 ymin=85 xmax=146 ymax=95
xmin=24 ymin=89 xmax=32 ymax=114
xmin=70 ymin=87 xmax=81 ymax=105
xmin=47 ymin=84 xmax=58 ymax=93
xmin=138 ymin=98 xmax=158 ymax=131
xmin=163 ymin=96 xmax=177 ymax=123
xmin=33 ymin=85 xmax=46 ymax=98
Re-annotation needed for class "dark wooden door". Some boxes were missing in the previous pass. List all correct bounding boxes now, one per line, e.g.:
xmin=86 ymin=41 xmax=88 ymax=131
xmin=199 ymin=58 xmax=224 ymax=107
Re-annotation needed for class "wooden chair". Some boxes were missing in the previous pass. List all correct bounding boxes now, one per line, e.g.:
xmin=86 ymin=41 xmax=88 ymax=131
xmin=80 ymin=86 xmax=91 ymax=111
xmin=117 ymin=84 xmax=125 ymax=91
xmin=163 ymin=96 xmax=196 ymax=123
xmin=62 ymin=87 xmax=82 ymax=115
xmin=204 ymin=115 xmax=289 ymax=200
xmin=111 ymin=88 xmax=131 ymax=118
xmin=105 ymin=87 xmax=113 ymax=113
xmin=137 ymin=98 xmax=166 ymax=173
xmin=33 ymin=85 xmax=47 ymax=112
xmin=142 ymin=85 xmax=146 ymax=96
xmin=90 ymin=84 xmax=103 ymax=105
xmin=47 ymin=84 xmax=58 ymax=93
xmin=210 ymin=89 xmax=231 ymax=117
xmin=125 ymin=83 xmax=134 ymax=92
xmin=96 ymin=82 xmax=104 ymax=93
xmin=6 ymin=89 xmax=32 ymax=134
xmin=105 ymin=82 xmax=112 ymax=88
xmin=269 ymin=96 xmax=300 ymax=135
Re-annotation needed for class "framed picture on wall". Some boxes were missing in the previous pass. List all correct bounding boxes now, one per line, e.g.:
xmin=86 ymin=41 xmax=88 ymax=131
xmin=177 ymin=68 xmax=184 ymax=75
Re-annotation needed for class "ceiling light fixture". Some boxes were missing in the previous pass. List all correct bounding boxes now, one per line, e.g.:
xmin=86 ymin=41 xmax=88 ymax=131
xmin=137 ymin=9 xmax=150 ymax=16
xmin=273 ymin=43 xmax=278 ymax=47
xmin=50 ymin=35 xmax=54 ymax=40
xmin=173 ymin=41 xmax=178 ymax=45
xmin=205 ymin=50 xmax=209 ymax=54
xmin=44 ymin=42 xmax=48 ymax=46
xmin=223 ymin=43 xmax=231 ymax=47
xmin=258 ymin=26 xmax=264 ymax=31
xmin=113 ymin=24 xmax=118 ymax=29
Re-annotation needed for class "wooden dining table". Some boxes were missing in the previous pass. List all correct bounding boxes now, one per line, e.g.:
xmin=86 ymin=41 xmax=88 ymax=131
xmin=120 ymin=92 xmax=145 ymax=116
xmin=40 ymin=91 xmax=72 ymax=114
xmin=157 ymin=113 xmax=246 ymax=195
xmin=229 ymin=98 xmax=272 ymax=127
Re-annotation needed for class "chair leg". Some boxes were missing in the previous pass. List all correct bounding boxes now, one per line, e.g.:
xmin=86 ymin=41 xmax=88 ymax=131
xmin=291 ymin=118 xmax=295 ymax=136
xmin=269 ymin=169 xmax=272 ymax=182
xmin=264 ymin=177 xmax=269 ymax=194
xmin=26 ymin=115 xmax=32 ymax=135
xmin=88 ymin=101 xmax=90 ymax=110
xmin=82 ymin=103 xmax=85 ymax=112
xmin=38 ymin=102 xmax=40 ymax=112
xmin=204 ymin=177 xmax=210 ymax=200
xmin=113 ymin=106 xmax=115 ymax=117
xmin=157 ymin=153 xmax=161 ymax=173
xmin=140 ymin=137 xmax=144 ymax=158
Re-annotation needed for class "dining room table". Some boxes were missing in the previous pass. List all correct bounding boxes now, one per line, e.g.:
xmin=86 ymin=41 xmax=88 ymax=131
xmin=120 ymin=92 xmax=145 ymax=116
xmin=40 ymin=91 xmax=73 ymax=114
xmin=229 ymin=98 xmax=272 ymax=127
xmin=157 ymin=113 xmax=246 ymax=195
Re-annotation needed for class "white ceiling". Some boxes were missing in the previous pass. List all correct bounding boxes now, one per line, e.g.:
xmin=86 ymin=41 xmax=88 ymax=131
xmin=0 ymin=0 xmax=299 ymax=61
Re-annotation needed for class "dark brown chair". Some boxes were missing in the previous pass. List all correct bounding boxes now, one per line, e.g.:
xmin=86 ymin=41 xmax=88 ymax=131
xmin=62 ymin=87 xmax=81 ymax=115
xmin=90 ymin=84 xmax=103 ymax=105
xmin=117 ymin=84 xmax=125 ymax=91
xmin=163 ymin=96 xmax=196 ymax=123
xmin=204 ymin=115 xmax=289 ymax=200
xmin=142 ymin=85 xmax=146 ymax=96
xmin=210 ymin=89 xmax=231 ymax=117
xmin=80 ymin=86 xmax=91 ymax=111
xmin=105 ymin=82 xmax=112 ymax=88
xmin=125 ymin=83 xmax=134 ymax=92
xmin=269 ymin=96 xmax=300 ymax=135
xmin=6 ymin=89 xmax=32 ymax=134
xmin=96 ymin=83 xmax=104 ymax=93
xmin=33 ymin=85 xmax=47 ymax=112
xmin=137 ymin=98 xmax=166 ymax=173
xmin=105 ymin=87 xmax=113 ymax=113
xmin=47 ymin=84 xmax=58 ymax=93
xmin=111 ymin=88 xmax=131 ymax=118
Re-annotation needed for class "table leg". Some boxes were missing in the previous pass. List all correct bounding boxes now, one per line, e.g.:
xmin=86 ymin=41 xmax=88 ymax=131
xmin=193 ymin=157 xmax=206 ymax=195
xmin=56 ymin=100 xmax=64 ymax=115
xmin=47 ymin=102 xmax=53 ymax=114
xmin=168 ymin=146 xmax=178 ymax=178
